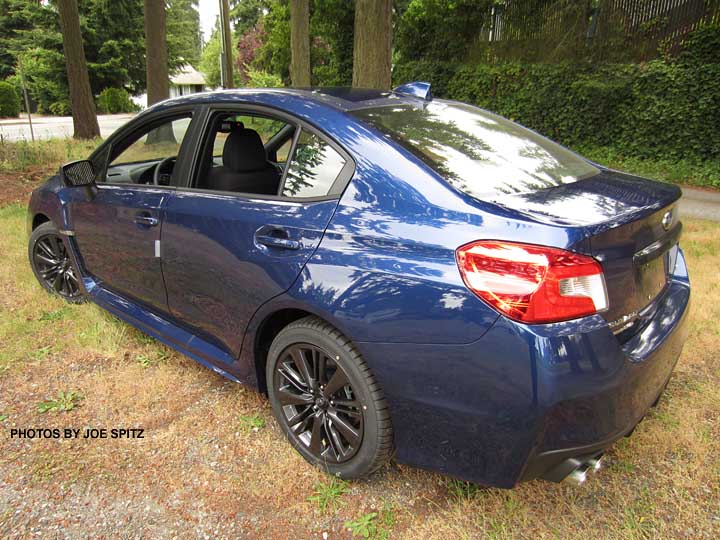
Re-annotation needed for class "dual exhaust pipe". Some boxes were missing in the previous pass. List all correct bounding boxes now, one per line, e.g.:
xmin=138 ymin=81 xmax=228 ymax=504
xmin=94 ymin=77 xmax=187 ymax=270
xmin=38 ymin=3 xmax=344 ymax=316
xmin=563 ymin=456 xmax=603 ymax=486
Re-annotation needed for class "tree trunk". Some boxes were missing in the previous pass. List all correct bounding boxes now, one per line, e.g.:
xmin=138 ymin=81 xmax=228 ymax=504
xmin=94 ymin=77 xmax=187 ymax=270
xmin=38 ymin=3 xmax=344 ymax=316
xmin=144 ymin=0 xmax=170 ymax=106
xmin=220 ymin=0 xmax=235 ymax=88
xmin=57 ymin=0 xmax=100 ymax=139
xmin=352 ymin=0 xmax=392 ymax=89
xmin=289 ymin=0 xmax=311 ymax=87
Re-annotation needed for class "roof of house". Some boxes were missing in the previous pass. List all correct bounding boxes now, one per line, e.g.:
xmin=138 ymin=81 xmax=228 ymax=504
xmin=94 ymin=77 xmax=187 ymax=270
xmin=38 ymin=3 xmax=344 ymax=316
xmin=171 ymin=65 xmax=206 ymax=86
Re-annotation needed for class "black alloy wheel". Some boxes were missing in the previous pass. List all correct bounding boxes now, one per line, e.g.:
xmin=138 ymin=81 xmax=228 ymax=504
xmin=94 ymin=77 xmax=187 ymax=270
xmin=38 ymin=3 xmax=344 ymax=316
xmin=29 ymin=222 xmax=83 ymax=302
xmin=274 ymin=343 xmax=364 ymax=463
xmin=267 ymin=316 xmax=393 ymax=478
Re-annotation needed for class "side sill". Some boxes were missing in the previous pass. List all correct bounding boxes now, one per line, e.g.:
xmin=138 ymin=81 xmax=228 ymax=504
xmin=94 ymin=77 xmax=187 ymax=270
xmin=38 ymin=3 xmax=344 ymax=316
xmin=86 ymin=280 xmax=242 ymax=384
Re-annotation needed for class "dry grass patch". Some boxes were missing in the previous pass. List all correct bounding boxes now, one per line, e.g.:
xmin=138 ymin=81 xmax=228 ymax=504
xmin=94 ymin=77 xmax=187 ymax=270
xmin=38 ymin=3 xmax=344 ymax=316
xmin=1 ymin=201 xmax=719 ymax=539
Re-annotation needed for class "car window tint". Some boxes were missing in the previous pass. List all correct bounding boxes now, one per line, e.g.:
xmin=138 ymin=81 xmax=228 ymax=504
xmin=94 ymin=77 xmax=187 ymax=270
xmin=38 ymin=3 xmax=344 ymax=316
xmin=352 ymin=101 xmax=599 ymax=199
xmin=112 ymin=117 xmax=191 ymax=167
xmin=282 ymin=131 xmax=346 ymax=198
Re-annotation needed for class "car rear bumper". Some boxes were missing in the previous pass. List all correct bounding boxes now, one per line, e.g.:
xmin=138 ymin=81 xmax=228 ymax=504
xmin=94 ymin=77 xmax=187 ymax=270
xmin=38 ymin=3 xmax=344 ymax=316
xmin=355 ymin=248 xmax=690 ymax=487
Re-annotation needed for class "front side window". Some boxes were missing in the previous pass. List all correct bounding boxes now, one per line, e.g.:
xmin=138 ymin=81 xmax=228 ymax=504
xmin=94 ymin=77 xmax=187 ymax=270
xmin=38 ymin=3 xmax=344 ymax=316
xmin=352 ymin=101 xmax=599 ymax=199
xmin=104 ymin=116 xmax=191 ymax=185
xmin=282 ymin=131 xmax=346 ymax=198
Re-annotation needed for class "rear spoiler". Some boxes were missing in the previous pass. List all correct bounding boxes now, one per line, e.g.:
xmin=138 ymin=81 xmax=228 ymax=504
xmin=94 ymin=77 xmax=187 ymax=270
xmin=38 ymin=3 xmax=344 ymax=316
xmin=392 ymin=81 xmax=432 ymax=101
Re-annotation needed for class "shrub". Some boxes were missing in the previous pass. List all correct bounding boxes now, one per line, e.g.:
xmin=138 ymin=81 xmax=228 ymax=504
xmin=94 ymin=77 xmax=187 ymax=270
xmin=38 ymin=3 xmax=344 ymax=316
xmin=245 ymin=69 xmax=283 ymax=88
xmin=96 ymin=88 xmax=138 ymax=114
xmin=395 ymin=57 xmax=719 ymax=162
xmin=0 ymin=81 xmax=21 ymax=118
xmin=48 ymin=99 xmax=71 ymax=116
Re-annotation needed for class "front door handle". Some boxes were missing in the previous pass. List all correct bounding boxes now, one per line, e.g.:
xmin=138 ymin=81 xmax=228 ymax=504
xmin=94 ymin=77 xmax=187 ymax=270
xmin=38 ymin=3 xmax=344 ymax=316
xmin=255 ymin=234 xmax=301 ymax=250
xmin=133 ymin=215 xmax=159 ymax=227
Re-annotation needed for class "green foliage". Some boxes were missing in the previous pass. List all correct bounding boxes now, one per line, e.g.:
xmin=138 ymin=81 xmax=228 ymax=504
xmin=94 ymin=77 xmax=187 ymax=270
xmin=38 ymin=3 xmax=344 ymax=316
xmin=230 ymin=0 xmax=268 ymax=38
xmin=253 ymin=0 xmax=354 ymax=86
xmin=199 ymin=27 xmax=239 ymax=89
xmin=238 ymin=413 xmax=266 ymax=432
xmin=37 ymin=391 xmax=83 ymax=413
xmin=48 ymin=100 xmax=70 ymax=116
xmin=308 ymin=477 xmax=349 ymax=513
xmin=97 ymin=88 xmax=138 ymax=114
xmin=675 ymin=23 xmax=720 ymax=65
xmin=0 ymin=0 xmax=201 ymax=114
xmin=445 ymin=478 xmax=481 ymax=500
xmin=245 ymin=68 xmax=283 ymax=88
xmin=167 ymin=0 xmax=203 ymax=69
xmin=0 ymin=80 xmax=20 ymax=117
xmin=395 ymin=0 xmax=492 ymax=62
xmin=345 ymin=502 xmax=396 ymax=540
xmin=254 ymin=0 xmax=291 ymax=84
xmin=311 ymin=0 xmax=355 ymax=86
xmin=397 ymin=53 xmax=720 ymax=164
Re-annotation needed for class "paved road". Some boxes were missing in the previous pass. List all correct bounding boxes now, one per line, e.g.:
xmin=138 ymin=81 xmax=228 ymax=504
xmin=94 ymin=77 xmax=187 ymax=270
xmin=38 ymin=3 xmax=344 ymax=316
xmin=679 ymin=187 xmax=720 ymax=222
xmin=0 ymin=113 xmax=135 ymax=141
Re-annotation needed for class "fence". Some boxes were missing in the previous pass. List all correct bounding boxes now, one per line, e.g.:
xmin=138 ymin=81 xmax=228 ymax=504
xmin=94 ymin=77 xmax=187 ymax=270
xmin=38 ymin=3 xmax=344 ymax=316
xmin=479 ymin=0 xmax=720 ymax=61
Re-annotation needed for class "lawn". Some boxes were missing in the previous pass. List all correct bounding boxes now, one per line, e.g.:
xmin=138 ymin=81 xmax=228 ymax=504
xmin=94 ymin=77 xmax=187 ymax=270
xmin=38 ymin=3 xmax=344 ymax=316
xmin=0 ymin=143 xmax=719 ymax=539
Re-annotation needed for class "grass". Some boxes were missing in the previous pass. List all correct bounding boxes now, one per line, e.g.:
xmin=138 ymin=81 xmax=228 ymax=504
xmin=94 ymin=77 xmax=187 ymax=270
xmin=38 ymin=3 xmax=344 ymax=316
xmin=577 ymin=145 xmax=720 ymax=189
xmin=0 ymin=137 xmax=99 ymax=174
xmin=1 ymin=150 xmax=720 ymax=538
xmin=308 ymin=477 xmax=350 ymax=513
xmin=37 ymin=390 xmax=83 ymax=413
xmin=238 ymin=412 xmax=266 ymax=432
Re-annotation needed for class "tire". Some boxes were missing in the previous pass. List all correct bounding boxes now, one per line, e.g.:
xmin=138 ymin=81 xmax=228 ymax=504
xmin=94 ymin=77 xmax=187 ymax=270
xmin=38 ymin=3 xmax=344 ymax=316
xmin=266 ymin=316 xmax=393 ymax=478
xmin=28 ymin=221 xmax=85 ymax=303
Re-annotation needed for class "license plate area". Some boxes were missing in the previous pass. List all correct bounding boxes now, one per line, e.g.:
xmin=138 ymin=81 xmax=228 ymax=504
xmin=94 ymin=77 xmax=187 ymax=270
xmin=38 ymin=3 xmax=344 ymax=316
xmin=636 ymin=250 xmax=669 ymax=306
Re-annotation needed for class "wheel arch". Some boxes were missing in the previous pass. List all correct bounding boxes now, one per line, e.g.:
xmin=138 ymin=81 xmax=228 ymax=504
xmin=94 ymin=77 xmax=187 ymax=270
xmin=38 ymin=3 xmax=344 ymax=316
xmin=249 ymin=305 xmax=356 ymax=395
xmin=31 ymin=213 xmax=51 ymax=230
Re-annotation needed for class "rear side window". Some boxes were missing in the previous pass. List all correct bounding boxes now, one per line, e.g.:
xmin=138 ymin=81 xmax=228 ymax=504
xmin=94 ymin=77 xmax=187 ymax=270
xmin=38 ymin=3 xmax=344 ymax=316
xmin=282 ymin=131 xmax=346 ymax=198
xmin=352 ymin=101 xmax=599 ymax=199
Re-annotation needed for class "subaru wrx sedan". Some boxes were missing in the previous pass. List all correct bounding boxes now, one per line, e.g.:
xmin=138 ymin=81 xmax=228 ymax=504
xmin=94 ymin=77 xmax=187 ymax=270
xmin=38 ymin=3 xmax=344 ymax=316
xmin=27 ymin=83 xmax=690 ymax=487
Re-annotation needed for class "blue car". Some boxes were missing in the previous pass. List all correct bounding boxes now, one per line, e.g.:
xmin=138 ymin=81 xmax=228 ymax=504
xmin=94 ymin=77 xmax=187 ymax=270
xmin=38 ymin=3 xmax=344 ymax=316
xmin=27 ymin=83 xmax=690 ymax=487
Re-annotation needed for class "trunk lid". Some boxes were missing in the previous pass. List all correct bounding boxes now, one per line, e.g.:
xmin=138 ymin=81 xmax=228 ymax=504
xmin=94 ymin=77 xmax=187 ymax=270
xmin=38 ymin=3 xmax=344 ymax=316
xmin=489 ymin=169 xmax=682 ymax=333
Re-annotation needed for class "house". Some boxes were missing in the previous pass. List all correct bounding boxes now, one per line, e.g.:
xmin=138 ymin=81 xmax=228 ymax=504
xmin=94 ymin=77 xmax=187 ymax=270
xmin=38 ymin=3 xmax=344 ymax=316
xmin=170 ymin=65 xmax=206 ymax=98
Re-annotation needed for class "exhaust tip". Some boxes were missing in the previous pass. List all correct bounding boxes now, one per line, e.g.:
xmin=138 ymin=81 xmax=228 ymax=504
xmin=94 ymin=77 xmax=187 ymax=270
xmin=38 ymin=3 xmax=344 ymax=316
xmin=588 ymin=457 xmax=602 ymax=472
xmin=564 ymin=466 xmax=589 ymax=486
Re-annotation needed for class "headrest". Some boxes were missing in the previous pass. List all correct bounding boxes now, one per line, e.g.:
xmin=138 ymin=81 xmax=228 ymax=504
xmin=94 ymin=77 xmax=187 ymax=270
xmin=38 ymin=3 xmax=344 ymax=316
xmin=222 ymin=128 xmax=268 ymax=172
xmin=219 ymin=119 xmax=244 ymax=133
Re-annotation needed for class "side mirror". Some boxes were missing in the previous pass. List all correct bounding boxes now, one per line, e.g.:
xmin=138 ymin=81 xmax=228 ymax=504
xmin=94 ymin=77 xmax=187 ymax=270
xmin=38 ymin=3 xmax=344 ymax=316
xmin=60 ymin=160 xmax=96 ymax=187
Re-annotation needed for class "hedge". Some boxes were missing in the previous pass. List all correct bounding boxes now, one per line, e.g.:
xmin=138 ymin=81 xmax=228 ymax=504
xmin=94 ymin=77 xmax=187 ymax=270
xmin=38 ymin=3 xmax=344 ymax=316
xmin=393 ymin=59 xmax=720 ymax=162
xmin=0 ymin=81 xmax=21 ymax=118
xmin=97 ymin=88 xmax=139 ymax=114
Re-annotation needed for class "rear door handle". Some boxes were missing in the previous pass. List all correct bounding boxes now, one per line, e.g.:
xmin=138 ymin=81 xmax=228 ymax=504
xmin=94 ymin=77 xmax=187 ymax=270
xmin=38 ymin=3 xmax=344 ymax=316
xmin=255 ymin=234 xmax=301 ymax=250
xmin=133 ymin=215 xmax=159 ymax=227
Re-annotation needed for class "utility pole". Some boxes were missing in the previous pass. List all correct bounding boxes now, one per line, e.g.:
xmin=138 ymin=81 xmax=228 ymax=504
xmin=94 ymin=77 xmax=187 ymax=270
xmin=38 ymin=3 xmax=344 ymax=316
xmin=218 ymin=0 xmax=234 ymax=88
xmin=18 ymin=61 xmax=34 ymax=142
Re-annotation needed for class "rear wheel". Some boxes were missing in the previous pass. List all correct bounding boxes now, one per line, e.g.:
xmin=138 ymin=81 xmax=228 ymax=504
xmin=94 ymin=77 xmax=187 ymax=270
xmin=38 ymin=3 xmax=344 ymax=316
xmin=28 ymin=222 xmax=84 ymax=303
xmin=266 ymin=316 xmax=393 ymax=478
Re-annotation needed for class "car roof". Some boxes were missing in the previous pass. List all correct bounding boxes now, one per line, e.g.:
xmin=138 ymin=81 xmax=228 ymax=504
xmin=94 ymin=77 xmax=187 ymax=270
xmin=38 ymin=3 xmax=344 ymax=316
xmin=148 ymin=86 xmax=427 ymax=115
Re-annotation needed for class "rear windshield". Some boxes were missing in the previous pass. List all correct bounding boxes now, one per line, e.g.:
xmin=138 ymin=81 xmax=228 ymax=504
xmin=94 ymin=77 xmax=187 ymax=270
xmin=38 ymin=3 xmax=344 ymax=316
xmin=352 ymin=101 xmax=599 ymax=198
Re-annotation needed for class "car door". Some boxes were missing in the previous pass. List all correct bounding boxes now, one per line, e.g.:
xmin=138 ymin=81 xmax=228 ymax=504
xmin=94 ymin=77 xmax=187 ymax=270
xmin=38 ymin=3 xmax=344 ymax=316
xmin=69 ymin=114 xmax=194 ymax=313
xmin=160 ymin=107 xmax=354 ymax=368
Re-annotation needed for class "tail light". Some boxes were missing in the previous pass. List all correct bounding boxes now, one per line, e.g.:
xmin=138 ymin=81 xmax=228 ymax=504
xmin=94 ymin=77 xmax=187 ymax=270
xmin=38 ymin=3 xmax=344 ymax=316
xmin=456 ymin=240 xmax=608 ymax=324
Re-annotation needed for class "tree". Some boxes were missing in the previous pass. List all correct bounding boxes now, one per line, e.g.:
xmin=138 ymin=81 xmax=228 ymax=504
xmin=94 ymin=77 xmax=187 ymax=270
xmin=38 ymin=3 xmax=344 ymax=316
xmin=352 ymin=0 xmax=392 ymax=89
xmin=144 ymin=0 xmax=170 ymax=107
xmin=57 ymin=0 xmax=100 ymax=138
xmin=167 ymin=0 xmax=202 ymax=68
xmin=220 ymin=0 xmax=235 ymax=87
xmin=289 ymin=0 xmax=311 ymax=86
xmin=230 ymin=0 xmax=268 ymax=37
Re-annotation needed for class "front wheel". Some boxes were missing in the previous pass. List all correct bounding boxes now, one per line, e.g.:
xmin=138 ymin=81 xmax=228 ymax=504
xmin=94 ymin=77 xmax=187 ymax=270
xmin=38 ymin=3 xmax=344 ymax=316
xmin=266 ymin=316 xmax=393 ymax=478
xmin=28 ymin=221 xmax=84 ymax=303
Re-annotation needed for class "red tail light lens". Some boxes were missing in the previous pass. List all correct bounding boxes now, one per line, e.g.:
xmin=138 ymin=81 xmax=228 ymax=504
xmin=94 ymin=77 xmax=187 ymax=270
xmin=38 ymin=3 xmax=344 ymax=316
xmin=456 ymin=240 xmax=608 ymax=324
